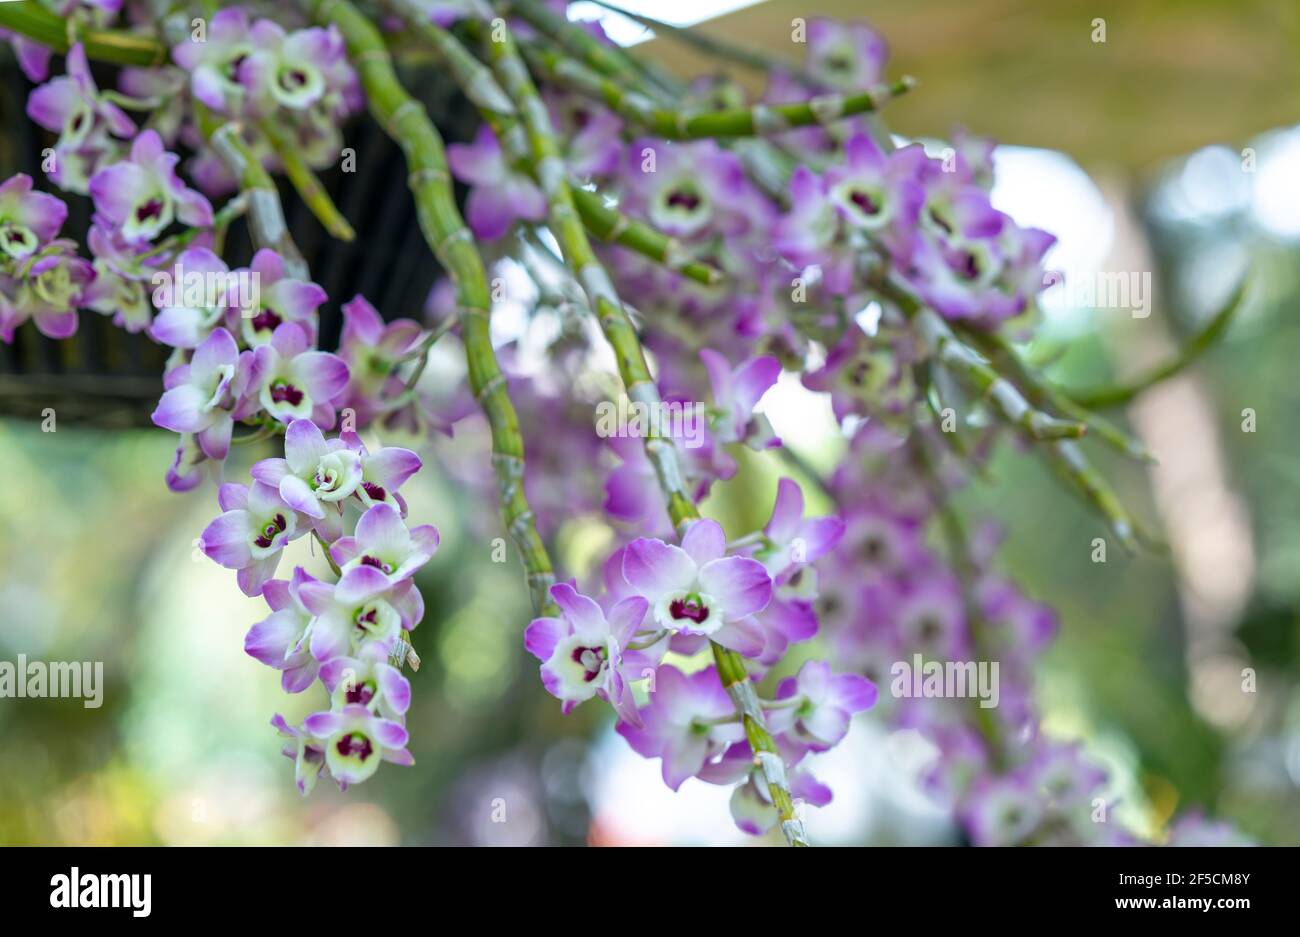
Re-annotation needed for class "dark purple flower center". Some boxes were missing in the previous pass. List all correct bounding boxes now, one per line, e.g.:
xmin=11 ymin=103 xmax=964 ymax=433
xmin=669 ymin=595 xmax=709 ymax=624
xmin=345 ymin=680 xmax=376 ymax=706
xmin=666 ymin=188 xmax=702 ymax=212
xmin=2 ymin=225 xmax=33 ymax=249
xmin=270 ymin=381 xmax=304 ymax=407
xmin=280 ymin=68 xmax=310 ymax=91
xmin=362 ymin=481 xmax=387 ymax=502
xmin=249 ymin=307 xmax=282 ymax=333
xmin=360 ymin=555 xmax=394 ymax=574
xmin=354 ymin=605 xmax=380 ymax=634
xmin=136 ymin=199 xmax=164 ymax=224
xmin=336 ymin=732 xmax=373 ymax=761
xmin=849 ymin=189 xmax=881 ymax=216
xmin=571 ymin=644 xmax=607 ymax=682
xmin=956 ymin=251 xmax=981 ymax=280
xmin=253 ymin=513 xmax=288 ymax=549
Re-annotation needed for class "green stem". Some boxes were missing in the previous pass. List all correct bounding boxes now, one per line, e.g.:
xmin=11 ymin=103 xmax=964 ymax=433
xmin=911 ymin=306 xmax=1087 ymax=441
xmin=505 ymin=0 xmax=631 ymax=82
xmin=1064 ymin=276 xmax=1250 ymax=409
xmin=194 ymin=104 xmax=310 ymax=280
xmin=257 ymin=119 xmax=357 ymax=242
xmin=584 ymin=0 xmax=822 ymax=86
xmin=390 ymin=0 xmax=517 ymax=119
xmin=966 ymin=330 xmax=1154 ymax=464
xmin=308 ymin=0 xmax=558 ymax=616
xmin=570 ymin=189 xmax=724 ymax=287
xmin=313 ymin=530 xmax=344 ymax=577
xmin=404 ymin=11 xmax=722 ymax=287
xmin=908 ymin=434 xmax=1008 ymax=769
xmin=525 ymin=41 xmax=914 ymax=139
xmin=0 ymin=2 xmax=166 ymax=66
xmin=506 ymin=0 xmax=805 ymax=205
xmin=1045 ymin=439 xmax=1141 ymax=553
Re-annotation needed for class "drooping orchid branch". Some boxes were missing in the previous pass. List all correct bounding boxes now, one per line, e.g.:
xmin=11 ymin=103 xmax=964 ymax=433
xmin=871 ymin=272 xmax=1147 ymax=549
xmin=929 ymin=314 xmax=1143 ymax=549
xmin=505 ymin=0 xmax=634 ymax=86
xmin=394 ymin=3 xmax=724 ymax=287
xmin=910 ymin=305 xmax=1088 ymax=441
xmin=308 ymin=0 xmax=559 ymax=616
xmin=1064 ymin=275 xmax=1251 ymax=410
xmin=502 ymin=1 xmax=839 ymax=205
xmin=570 ymin=188 xmax=724 ymax=286
xmin=583 ymin=0 xmax=824 ymax=87
xmin=0 ymin=1 xmax=165 ymax=66
xmin=522 ymin=41 xmax=915 ymax=140
xmin=194 ymin=103 xmax=312 ymax=281
xmin=256 ymin=118 xmax=357 ymax=242
xmin=391 ymin=0 xmax=518 ymax=119
xmin=907 ymin=433 xmax=1011 ymax=768
xmin=966 ymin=329 xmax=1154 ymax=464
xmin=1045 ymin=439 xmax=1142 ymax=553
xmin=480 ymin=19 xmax=808 ymax=847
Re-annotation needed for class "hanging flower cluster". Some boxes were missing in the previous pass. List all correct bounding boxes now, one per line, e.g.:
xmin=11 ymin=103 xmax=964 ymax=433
xmin=0 ymin=0 xmax=1253 ymax=845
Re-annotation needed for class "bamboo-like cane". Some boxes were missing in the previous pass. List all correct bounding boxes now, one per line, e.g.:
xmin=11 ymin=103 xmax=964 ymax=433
xmin=392 ymin=1 xmax=723 ymax=287
xmin=306 ymin=0 xmax=558 ymax=616
xmin=524 ymin=41 xmax=915 ymax=140
xmin=481 ymin=19 xmax=808 ymax=847
xmin=0 ymin=2 xmax=165 ymax=66
xmin=193 ymin=105 xmax=312 ymax=281
xmin=257 ymin=118 xmax=357 ymax=242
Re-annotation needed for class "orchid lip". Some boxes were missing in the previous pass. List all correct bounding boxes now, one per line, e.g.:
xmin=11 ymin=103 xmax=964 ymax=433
xmin=269 ymin=381 xmax=304 ymax=407
xmin=202 ymin=364 xmax=236 ymax=412
xmin=0 ymin=223 xmax=38 ymax=260
xmin=252 ymin=512 xmax=289 ymax=549
xmin=335 ymin=731 xmax=374 ymax=762
xmin=343 ymin=680 xmax=376 ymax=707
xmin=658 ymin=589 xmax=721 ymax=634
xmin=669 ymin=591 xmax=710 ymax=624
xmin=358 ymin=555 xmax=393 ymax=575
xmin=248 ymin=307 xmax=282 ymax=334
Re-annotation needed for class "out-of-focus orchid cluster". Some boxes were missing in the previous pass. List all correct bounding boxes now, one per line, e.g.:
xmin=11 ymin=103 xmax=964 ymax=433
xmin=0 ymin=1 xmax=1251 ymax=844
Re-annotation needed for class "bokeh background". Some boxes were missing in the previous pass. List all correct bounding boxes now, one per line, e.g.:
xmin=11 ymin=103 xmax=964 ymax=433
xmin=1 ymin=0 xmax=1298 ymax=845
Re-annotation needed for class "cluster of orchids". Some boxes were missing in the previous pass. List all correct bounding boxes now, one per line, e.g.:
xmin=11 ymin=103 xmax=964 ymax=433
xmin=0 ymin=0 xmax=1249 ymax=845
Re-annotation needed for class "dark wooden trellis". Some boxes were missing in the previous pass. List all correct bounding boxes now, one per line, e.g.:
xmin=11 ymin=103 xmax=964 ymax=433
xmin=0 ymin=53 xmax=477 ymax=426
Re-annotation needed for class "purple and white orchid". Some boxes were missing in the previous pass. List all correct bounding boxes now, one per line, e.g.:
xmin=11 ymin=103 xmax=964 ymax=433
xmin=621 ymin=518 xmax=772 ymax=656
xmin=89 ymin=130 xmax=213 ymax=245
xmin=199 ymin=480 xmax=302 ymax=597
xmin=524 ymin=582 xmax=647 ymax=721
